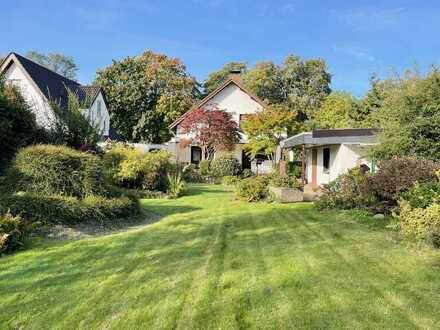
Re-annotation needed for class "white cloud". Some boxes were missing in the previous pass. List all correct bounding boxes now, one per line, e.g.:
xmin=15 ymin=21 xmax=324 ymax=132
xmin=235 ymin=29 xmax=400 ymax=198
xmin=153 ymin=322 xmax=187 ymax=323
xmin=338 ymin=6 xmax=406 ymax=32
xmin=333 ymin=45 xmax=376 ymax=62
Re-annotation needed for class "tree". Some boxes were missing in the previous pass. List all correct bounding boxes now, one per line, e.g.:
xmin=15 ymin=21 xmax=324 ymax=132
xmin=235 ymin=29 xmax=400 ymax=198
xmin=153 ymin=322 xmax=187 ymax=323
xmin=0 ymin=81 xmax=38 ymax=169
xmin=179 ymin=107 xmax=240 ymax=160
xmin=48 ymin=89 xmax=100 ymax=149
xmin=351 ymin=75 xmax=393 ymax=127
xmin=313 ymin=92 xmax=359 ymax=129
xmin=242 ymin=61 xmax=284 ymax=104
xmin=26 ymin=51 xmax=77 ymax=79
xmin=371 ymin=68 xmax=440 ymax=160
xmin=95 ymin=50 xmax=198 ymax=143
xmin=203 ymin=62 xmax=247 ymax=95
xmin=241 ymin=104 xmax=295 ymax=162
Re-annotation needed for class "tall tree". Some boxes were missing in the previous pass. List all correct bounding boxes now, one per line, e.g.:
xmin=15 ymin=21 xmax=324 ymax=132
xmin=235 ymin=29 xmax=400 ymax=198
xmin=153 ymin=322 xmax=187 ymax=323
xmin=179 ymin=107 xmax=240 ymax=160
xmin=242 ymin=61 xmax=284 ymax=104
xmin=203 ymin=62 xmax=247 ymax=95
xmin=26 ymin=51 xmax=77 ymax=79
xmin=313 ymin=91 xmax=359 ymax=129
xmin=371 ymin=69 xmax=440 ymax=160
xmin=242 ymin=104 xmax=295 ymax=162
xmin=95 ymin=50 xmax=198 ymax=143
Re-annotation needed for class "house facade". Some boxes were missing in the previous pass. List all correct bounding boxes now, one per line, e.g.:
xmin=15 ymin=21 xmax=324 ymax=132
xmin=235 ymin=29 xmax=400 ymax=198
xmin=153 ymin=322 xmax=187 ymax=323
xmin=281 ymin=129 xmax=378 ymax=187
xmin=0 ymin=52 xmax=110 ymax=136
xmin=168 ymin=74 xmax=268 ymax=170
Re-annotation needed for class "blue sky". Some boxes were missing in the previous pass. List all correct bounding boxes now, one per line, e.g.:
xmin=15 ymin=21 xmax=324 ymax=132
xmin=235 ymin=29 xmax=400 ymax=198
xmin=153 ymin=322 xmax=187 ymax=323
xmin=2 ymin=0 xmax=439 ymax=96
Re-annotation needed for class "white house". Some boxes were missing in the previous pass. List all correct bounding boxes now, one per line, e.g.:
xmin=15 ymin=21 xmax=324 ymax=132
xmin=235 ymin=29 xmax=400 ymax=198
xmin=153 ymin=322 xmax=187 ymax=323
xmin=281 ymin=128 xmax=378 ymax=187
xmin=0 ymin=52 xmax=110 ymax=137
xmin=167 ymin=73 xmax=268 ymax=171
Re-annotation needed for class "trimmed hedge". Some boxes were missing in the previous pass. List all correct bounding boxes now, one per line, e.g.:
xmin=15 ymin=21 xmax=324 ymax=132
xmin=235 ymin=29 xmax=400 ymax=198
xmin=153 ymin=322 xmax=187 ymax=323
xmin=0 ymin=193 xmax=140 ymax=224
xmin=11 ymin=145 xmax=106 ymax=198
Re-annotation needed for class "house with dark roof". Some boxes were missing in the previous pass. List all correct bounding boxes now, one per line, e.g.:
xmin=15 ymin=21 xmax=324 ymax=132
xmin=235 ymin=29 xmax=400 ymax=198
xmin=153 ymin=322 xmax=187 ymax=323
xmin=168 ymin=73 xmax=269 ymax=171
xmin=0 ymin=52 xmax=110 ymax=137
xmin=281 ymin=128 xmax=379 ymax=188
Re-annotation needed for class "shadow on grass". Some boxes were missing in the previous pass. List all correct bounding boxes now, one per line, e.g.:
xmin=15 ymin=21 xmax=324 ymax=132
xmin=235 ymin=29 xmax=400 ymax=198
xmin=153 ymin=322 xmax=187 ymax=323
xmin=1 ymin=194 xmax=439 ymax=328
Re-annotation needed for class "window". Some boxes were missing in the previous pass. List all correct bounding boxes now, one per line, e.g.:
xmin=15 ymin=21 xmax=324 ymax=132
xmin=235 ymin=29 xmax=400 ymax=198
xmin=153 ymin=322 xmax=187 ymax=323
xmin=323 ymin=148 xmax=330 ymax=173
xmin=97 ymin=100 xmax=102 ymax=117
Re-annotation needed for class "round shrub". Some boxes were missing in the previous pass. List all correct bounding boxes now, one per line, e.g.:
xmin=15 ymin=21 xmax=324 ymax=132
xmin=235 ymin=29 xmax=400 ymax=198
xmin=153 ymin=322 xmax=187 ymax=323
xmin=210 ymin=154 xmax=241 ymax=177
xmin=400 ymin=181 xmax=440 ymax=209
xmin=103 ymin=146 xmax=172 ymax=191
xmin=269 ymin=174 xmax=302 ymax=189
xmin=11 ymin=145 xmax=106 ymax=198
xmin=182 ymin=164 xmax=203 ymax=183
xmin=235 ymin=176 xmax=268 ymax=202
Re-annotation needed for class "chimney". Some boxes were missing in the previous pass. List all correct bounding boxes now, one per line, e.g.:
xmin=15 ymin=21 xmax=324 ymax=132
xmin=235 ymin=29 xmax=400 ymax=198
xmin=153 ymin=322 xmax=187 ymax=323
xmin=229 ymin=69 xmax=242 ymax=81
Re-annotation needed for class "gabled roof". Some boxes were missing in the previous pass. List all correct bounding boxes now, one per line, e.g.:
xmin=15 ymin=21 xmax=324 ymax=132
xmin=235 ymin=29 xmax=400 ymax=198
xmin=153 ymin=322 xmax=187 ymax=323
xmin=169 ymin=76 xmax=267 ymax=129
xmin=0 ymin=52 xmax=107 ymax=110
xmin=281 ymin=128 xmax=379 ymax=148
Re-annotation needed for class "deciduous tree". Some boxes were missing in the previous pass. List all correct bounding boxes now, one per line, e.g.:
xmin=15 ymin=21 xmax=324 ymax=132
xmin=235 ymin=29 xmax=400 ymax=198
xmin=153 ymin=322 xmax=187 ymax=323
xmin=179 ymin=107 xmax=240 ymax=160
xmin=242 ymin=104 xmax=295 ymax=162
xmin=203 ymin=62 xmax=247 ymax=95
xmin=95 ymin=50 xmax=198 ymax=142
xmin=26 ymin=51 xmax=77 ymax=80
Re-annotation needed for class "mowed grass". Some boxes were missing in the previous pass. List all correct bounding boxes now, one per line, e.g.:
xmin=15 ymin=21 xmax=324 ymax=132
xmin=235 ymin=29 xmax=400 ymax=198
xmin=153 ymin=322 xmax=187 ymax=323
xmin=1 ymin=184 xmax=440 ymax=329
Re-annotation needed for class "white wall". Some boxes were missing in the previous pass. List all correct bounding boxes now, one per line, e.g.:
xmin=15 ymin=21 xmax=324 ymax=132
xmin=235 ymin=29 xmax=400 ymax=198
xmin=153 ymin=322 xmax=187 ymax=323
xmin=306 ymin=144 xmax=374 ymax=186
xmin=4 ymin=62 xmax=55 ymax=127
xmin=81 ymin=92 xmax=110 ymax=136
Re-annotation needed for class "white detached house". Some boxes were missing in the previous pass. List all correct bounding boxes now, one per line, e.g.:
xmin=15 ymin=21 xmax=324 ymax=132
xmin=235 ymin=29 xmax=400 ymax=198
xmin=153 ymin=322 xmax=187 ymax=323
xmin=0 ymin=52 xmax=110 ymax=137
xmin=167 ymin=73 xmax=268 ymax=170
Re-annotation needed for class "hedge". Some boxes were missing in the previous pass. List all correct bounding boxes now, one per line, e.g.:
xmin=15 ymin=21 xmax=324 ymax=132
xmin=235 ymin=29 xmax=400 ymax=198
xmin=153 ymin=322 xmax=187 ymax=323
xmin=0 ymin=193 xmax=140 ymax=225
xmin=11 ymin=144 xmax=107 ymax=198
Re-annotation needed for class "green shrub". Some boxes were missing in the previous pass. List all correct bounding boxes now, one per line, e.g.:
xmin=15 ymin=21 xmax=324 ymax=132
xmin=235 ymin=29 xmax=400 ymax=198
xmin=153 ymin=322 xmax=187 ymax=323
xmin=182 ymin=164 xmax=203 ymax=183
xmin=399 ymin=201 xmax=440 ymax=246
xmin=269 ymin=174 xmax=302 ymax=189
xmin=167 ymin=173 xmax=186 ymax=199
xmin=0 ymin=193 xmax=139 ymax=224
xmin=315 ymin=168 xmax=375 ymax=211
xmin=11 ymin=145 xmax=107 ymax=198
xmin=236 ymin=176 xmax=268 ymax=202
xmin=286 ymin=162 xmax=302 ymax=178
xmin=0 ymin=211 xmax=29 ymax=254
xmin=102 ymin=143 xmax=133 ymax=182
xmin=222 ymin=175 xmax=240 ymax=186
xmin=0 ymin=83 xmax=38 ymax=170
xmin=103 ymin=147 xmax=172 ymax=191
xmin=400 ymin=181 xmax=440 ymax=209
xmin=199 ymin=160 xmax=210 ymax=176
xmin=210 ymin=154 xmax=241 ymax=177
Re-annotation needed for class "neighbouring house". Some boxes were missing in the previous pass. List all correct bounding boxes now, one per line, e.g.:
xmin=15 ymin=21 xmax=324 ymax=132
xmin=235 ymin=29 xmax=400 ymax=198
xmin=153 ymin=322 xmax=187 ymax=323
xmin=167 ymin=72 xmax=270 ymax=172
xmin=0 ymin=52 xmax=110 ymax=137
xmin=280 ymin=128 xmax=378 ymax=188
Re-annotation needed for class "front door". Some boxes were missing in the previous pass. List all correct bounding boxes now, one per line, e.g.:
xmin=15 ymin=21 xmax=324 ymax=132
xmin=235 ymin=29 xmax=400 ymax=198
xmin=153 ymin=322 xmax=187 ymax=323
xmin=311 ymin=148 xmax=318 ymax=187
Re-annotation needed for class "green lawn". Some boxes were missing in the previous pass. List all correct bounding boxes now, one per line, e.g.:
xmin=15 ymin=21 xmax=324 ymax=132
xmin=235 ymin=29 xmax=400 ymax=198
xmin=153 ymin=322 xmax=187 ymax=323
xmin=1 ymin=184 xmax=440 ymax=329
